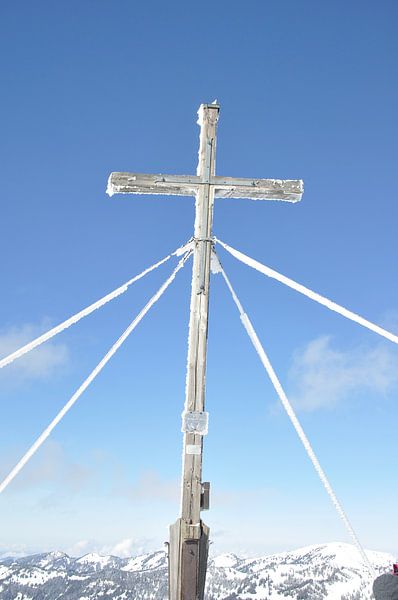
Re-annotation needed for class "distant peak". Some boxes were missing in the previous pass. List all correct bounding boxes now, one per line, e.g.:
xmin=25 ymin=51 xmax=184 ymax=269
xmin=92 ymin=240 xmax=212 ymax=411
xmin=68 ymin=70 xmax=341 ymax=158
xmin=78 ymin=552 xmax=105 ymax=562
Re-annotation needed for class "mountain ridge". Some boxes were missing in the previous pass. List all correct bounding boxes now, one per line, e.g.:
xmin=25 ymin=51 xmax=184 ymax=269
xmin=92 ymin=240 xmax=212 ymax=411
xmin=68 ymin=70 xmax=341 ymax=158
xmin=0 ymin=542 xmax=394 ymax=599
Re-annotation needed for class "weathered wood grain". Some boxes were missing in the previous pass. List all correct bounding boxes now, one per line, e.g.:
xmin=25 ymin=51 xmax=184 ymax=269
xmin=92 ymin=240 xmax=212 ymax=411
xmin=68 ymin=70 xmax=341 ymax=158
xmin=107 ymin=172 xmax=303 ymax=202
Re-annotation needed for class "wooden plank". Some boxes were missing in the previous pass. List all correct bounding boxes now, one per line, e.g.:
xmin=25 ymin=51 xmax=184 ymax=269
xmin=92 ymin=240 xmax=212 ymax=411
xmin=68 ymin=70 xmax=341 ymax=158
xmin=201 ymin=482 xmax=210 ymax=510
xmin=181 ymin=541 xmax=199 ymax=600
xmin=106 ymin=172 xmax=200 ymax=197
xmin=169 ymin=104 xmax=217 ymax=600
xmin=181 ymin=104 xmax=218 ymax=525
xmin=168 ymin=520 xmax=182 ymax=599
xmin=212 ymin=176 xmax=303 ymax=202
xmin=107 ymin=173 xmax=303 ymax=202
xmin=107 ymin=173 xmax=302 ymax=202
xmin=198 ymin=523 xmax=209 ymax=599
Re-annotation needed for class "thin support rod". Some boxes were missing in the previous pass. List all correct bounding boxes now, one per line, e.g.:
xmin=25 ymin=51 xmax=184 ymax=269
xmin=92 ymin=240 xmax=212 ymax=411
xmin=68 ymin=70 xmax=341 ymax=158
xmin=0 ymin=251 xmax=191 ymax=496
xmin=215 ymin=238 xmax=398 ymax=346
xmin=216 ymin=253 xmax=376 ymax=579
xmin=0 ymin=241 xmax=192 ymax=371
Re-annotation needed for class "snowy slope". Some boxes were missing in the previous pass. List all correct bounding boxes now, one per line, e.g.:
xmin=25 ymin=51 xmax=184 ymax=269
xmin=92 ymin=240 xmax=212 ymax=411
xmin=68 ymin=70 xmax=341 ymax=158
xmin=0 ymin=542 xmax=394 ymax=599
xmin=206 ymin=542 xmax=393 ymax=599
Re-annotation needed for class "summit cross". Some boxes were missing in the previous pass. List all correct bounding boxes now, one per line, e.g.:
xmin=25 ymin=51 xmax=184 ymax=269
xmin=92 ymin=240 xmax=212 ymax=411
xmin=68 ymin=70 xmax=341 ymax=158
xmin=107 ymin=103 xmax=303 ymax=600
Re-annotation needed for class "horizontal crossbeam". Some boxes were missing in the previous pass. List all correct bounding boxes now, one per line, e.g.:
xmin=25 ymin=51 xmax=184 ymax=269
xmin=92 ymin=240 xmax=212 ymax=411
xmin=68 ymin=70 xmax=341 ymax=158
xmin=107 ymin=173 xmax=200 ymax=198
xmin=213 ymin=176 xmax=303 ymax=201
xmin=107 ymin=172 xmax=303 ymax=202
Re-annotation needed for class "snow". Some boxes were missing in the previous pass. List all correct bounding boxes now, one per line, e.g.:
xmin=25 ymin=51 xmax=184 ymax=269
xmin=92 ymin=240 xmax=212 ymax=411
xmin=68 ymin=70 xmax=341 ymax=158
xmin=205 ymin=543 xmax=387 ymax=599
xmin=245 ymin=542 xmax=391 ymax=594
xmin=76 ymin=553 xmax=113 ymax=568
xmin=196 ymin=105 xmax=205 ymax=177
xmin=212 ymin=553 xmax=239 ymax=568
xmin=9 ymin=566 xmax=61 ymax=585
xmin=0 ymin=543 xmax=395 ymax=599
xmin=36 ymin=551 xmax=69 ymax=569
xmin=122 ymin=551 xmax=166 ymax=573
xmin=106 ymin=173 xmax=116 ymax=196
xmin=174 ymin=239 xmax=194 ymax=256
xmin=49 ymin=551 xmax=66 ymax=559
xmin=0 ymin=566 xmax=11 ymax=581
xmin=208 ymin=543 xmax=393 ymax=599
xmin=210 ymin=250 xmax=222 ymax=274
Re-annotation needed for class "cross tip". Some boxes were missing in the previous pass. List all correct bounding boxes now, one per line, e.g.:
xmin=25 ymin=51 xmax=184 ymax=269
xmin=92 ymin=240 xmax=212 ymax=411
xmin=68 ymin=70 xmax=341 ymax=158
xmin=198 ymin=101 xmax=220 ymax=113
xmin=197 ymin=102 xmax=220 ymax=127
xmin=203 ymin=100 xmax=220 ymax=110
xmin=287 ymin=179 xmax=304 ymax=202
xmin=297 ymin=179 xmax=304 ymax=200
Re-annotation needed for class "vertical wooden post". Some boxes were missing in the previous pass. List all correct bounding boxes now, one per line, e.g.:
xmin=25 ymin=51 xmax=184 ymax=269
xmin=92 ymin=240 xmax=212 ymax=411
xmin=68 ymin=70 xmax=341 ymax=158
xmin=169 ymin=103 xmax=220 ymax=600
xmin=107 ymin=100 xmax=303 ymax=599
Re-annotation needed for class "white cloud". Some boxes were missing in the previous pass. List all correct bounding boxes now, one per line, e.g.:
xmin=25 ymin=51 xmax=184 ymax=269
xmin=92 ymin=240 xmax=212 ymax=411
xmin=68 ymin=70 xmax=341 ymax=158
xmin=112 ymin=469 xmax=179 ymax=504
xmin=0 ymin=321 xmax=68 ymax=383
xmin=288 ymin=335 xmax=398 ymax=411
xmin=67 ymin=539 xmax=92 ymax=556
xmin=66 ymin=537 xmax=156 ymax=558
xmin=0 ymin=543 xmax=32 ymax=559
xmin=0 ymin=440 xmax=94 ymax=497
xmin=109 ymin=538 xmax=136 ymax=558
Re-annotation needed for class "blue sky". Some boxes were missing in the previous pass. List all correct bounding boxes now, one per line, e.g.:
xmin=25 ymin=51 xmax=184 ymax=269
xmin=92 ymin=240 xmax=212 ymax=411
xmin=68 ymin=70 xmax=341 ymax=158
xmin=1 ymin=0 xmax=397 ymax=559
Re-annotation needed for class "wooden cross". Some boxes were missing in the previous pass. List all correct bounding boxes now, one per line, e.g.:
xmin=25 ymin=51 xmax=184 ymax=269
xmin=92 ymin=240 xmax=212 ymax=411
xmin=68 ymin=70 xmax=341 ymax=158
xmin=107 ymin=103 xmax=303 ymax=600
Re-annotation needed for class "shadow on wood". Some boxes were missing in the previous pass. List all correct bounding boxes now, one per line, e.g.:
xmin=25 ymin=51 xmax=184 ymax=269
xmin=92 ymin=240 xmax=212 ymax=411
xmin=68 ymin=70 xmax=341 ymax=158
xmin=169 ymin=519 xmax=209 ymax=600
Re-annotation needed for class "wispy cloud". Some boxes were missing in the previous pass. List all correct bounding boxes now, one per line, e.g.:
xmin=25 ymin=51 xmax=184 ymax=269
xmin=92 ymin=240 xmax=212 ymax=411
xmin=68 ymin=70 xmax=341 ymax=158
xmin=288 ymin=335 xmax=398 ymax=411
xmin=66 ymin=537 xmax=157 ymax=558
xmin=0 ymin=537 xmax=158 ymax=559
xmin=0 ymin=542 xmax=34 ymax=559
xmin=0 ymin=321 xmax=68 ymax=384
xmin=0 ymin=440 xmax=94 ymax=498
xmin=112 ymin=469 xmax=179 ymax=504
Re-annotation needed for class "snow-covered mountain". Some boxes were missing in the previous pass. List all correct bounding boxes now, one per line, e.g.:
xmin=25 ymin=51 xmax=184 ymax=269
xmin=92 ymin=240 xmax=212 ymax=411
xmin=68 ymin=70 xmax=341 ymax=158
xmin=0 ymin=542 xmax=393 ymax=599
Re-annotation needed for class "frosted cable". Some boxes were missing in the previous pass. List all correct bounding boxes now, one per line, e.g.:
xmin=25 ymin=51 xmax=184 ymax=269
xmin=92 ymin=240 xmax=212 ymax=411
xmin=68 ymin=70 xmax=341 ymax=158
xmin=217 ymin=256 xmax=375 ymax=579
xmin=215 ymin=238 xmax=398 ymax=347
xmin=0 ymin=241 xmax=191 ymax=371
xmin=0 ymin=251 xmax=191 ymax=496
